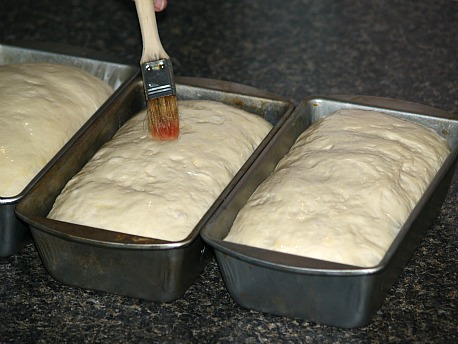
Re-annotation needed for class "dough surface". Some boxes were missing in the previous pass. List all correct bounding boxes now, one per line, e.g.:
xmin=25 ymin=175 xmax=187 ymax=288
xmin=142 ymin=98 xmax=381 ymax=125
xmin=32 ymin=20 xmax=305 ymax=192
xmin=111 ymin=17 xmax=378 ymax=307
xmin=48 ymin=100 xmax=272 ymax=241
xmin=0 ymin=63 xmax=113 ymax=197
xmin=224 ymin=109 xmax=450 ymax=267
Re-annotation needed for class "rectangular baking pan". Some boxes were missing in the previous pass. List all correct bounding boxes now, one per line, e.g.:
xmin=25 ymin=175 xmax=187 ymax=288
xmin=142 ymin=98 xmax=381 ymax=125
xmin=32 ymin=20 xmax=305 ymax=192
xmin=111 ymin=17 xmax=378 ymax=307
xmin=0 ymin=42 xmax=139 ymax=257
xmin=200 ymin=95 xmax=458 ymax=328
xmin=15 ymin=77 xmax=295 ymax=302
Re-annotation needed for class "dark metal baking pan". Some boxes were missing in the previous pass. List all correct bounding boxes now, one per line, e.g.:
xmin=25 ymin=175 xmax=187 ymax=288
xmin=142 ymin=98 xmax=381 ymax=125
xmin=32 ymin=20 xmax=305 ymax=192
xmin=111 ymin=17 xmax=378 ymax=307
xmin=15 ymin=77 xmax=295 ymax=302
xmin=0 ymin=41 xmax=139 ymax=257
xmin=200 ymin=95 xmax=458 ymax=328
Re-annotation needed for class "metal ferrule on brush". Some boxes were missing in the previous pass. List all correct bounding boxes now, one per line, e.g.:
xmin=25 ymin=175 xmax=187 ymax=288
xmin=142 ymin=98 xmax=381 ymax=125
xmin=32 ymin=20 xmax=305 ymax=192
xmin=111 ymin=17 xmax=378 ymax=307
xmin=141 ymin=58 xmax=176 ymax=100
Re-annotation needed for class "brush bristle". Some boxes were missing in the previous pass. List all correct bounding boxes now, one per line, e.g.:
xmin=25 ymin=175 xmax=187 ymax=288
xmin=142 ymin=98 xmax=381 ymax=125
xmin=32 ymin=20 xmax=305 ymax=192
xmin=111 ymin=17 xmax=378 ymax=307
xmin=147 ymin=95 xmax=179 ymax=140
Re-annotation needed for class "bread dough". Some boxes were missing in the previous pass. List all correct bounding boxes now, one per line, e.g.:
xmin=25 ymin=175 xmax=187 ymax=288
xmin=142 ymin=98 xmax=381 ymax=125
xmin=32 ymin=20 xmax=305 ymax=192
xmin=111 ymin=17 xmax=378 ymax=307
xmin=224 ymin=109 xmax=450 ymax=267
xmin=48 ymin=100 xmax=273 ymax=241
xmin=0 ymin=63 xmax=113 ymax=197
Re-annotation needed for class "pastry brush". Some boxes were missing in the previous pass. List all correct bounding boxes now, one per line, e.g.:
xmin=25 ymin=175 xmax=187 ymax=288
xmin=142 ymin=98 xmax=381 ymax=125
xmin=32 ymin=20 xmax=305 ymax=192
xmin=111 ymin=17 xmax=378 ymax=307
xmin=134 ymin=0 xmax=179 ymax=140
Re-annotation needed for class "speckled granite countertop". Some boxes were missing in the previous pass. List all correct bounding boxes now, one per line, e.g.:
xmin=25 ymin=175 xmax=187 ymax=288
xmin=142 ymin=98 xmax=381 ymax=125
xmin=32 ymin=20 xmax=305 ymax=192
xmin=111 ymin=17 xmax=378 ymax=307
xmin=1 ymin=0 xmax=457 ymax=342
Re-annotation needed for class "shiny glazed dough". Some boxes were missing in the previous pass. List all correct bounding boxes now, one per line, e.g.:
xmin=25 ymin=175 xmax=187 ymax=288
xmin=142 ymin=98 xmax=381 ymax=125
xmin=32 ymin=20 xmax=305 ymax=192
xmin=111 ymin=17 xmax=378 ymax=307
xmin=48 ymin=100 xmax=273 ymax=241
xmin=0 ymin=63 xmax=113 ymax=197
xmin=224 ymin=109 xmax=450 ymax=267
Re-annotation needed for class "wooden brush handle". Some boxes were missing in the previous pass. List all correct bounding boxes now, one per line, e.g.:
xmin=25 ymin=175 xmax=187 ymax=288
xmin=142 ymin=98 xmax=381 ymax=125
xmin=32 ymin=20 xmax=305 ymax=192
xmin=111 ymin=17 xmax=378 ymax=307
xmin=134 ymin=0 xmax=169 ymax=63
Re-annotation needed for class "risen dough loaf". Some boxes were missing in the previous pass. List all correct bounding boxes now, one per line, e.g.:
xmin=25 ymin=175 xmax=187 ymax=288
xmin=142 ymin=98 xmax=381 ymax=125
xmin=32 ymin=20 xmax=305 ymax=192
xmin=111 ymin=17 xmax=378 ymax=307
xmin=0 ymin=63 xmax=113 ymax=197
xmin=224 ymin=109 xmax=450 ymax=267
xmin=48 ymin=100 xmax=272 ymax=241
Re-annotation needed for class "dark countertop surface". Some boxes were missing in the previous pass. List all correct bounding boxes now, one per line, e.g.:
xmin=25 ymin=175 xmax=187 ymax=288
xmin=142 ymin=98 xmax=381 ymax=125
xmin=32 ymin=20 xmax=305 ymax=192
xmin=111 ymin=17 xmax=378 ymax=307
xmin=1 ymin=0 xmax=457 ymax=342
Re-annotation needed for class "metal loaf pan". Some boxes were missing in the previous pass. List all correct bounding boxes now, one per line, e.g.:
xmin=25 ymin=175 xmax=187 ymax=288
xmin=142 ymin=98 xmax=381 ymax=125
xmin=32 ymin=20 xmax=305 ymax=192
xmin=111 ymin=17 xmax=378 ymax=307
xmin=0 ymin=42 xmax=139 ymax=257
xmin=200 ymin=95 xmax=458 ymax=328
xmin=15 ymin=77 xmax=295 ymax=302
